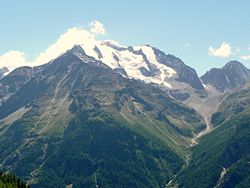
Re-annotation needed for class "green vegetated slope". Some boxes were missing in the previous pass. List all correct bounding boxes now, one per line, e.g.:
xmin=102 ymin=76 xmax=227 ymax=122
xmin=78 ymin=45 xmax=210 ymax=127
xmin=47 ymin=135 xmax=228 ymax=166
xmin=0 ymin=47 xmax=205 ymax=188
xmin=176 ymin=85 xmax=250 ymax=188
xmin=211 ymin=84 xmax=250 ymax=126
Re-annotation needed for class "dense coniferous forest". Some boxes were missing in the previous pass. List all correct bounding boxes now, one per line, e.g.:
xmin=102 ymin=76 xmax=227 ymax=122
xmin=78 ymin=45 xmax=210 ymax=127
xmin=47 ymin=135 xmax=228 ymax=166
xmin=0 ymin=172 xmax=29 ymax=188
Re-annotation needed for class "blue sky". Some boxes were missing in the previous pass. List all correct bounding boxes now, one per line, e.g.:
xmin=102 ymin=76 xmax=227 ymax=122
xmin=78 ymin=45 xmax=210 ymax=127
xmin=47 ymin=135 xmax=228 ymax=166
xmin=0 ymin=0 xmax=250 ymax=75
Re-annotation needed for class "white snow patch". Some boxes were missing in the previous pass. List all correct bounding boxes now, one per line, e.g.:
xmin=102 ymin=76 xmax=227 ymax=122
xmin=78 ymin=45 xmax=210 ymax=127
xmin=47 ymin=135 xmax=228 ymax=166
xmin=202 ymin=83 xmax=208 ymax=89
xmin=133 ymin=45 xmax=176 ymax=87
xmin=81 ymin=43 xmax=177 ymax=88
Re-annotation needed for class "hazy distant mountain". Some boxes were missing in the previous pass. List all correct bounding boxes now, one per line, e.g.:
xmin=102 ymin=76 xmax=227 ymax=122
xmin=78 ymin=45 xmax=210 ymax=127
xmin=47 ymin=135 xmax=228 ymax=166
xmin=201 ymin=61 xmax=250 ymax=92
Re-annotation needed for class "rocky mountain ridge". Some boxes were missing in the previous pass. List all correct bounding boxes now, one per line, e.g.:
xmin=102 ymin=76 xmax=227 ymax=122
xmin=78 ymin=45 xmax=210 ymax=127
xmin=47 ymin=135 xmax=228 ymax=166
xmin=1 ymin=44 xmax=250 ymax=187
xmin=0 ymin=47 xmax=206 ymax=187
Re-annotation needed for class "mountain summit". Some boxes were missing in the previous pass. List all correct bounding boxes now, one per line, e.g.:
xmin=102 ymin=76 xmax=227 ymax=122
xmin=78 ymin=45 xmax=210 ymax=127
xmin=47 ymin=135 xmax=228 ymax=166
xmin=72 ymin=42 xmax=204 ymax=91
xmin=0 ymin=47 xmax=205 ymax=187
xmin=0 ymin=39 xmax=204 ymax=94
xmin=201 ymin=61 xmax=250 ymax=92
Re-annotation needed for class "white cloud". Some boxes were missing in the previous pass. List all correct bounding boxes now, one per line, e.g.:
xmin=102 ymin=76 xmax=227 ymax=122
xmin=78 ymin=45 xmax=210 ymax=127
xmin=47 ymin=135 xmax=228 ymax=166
xmin=35 ymin=27 xmax=97 ymax=66
xmin=208 ymin=42 xmax=232 ymax=58
xmin=240 ymin=48 xmax=250 ymax=61
xmin=240 ymin=55 xmax=250 ymax=60
xmin=0 ymin=20 xmax=105 ymax=73
xmin=0 ymin=51 xmax=31 ymax=71
xmin=90 ymin=20 xmax=106 ymax=35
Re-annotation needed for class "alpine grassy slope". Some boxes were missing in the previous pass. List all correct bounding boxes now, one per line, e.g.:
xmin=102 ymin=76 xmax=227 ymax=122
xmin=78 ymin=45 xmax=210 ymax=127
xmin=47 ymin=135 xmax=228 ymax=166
xmin=0 ymin=42 xmax=250 ymax=188
xmin=174 ymin=84 xmax=250 ymax=188
xmin=0 ymin=46 xmax=205 ymax=187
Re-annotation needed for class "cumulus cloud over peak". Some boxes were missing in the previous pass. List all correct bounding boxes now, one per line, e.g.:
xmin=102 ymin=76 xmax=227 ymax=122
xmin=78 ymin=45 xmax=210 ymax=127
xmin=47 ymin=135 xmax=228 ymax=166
xmin=90 ymin=20 xmax=106 ymax=35
xmin=0 ymin=20 xmax=107 ymax=73
xmin=0 ymin=50 xmax=31 ymax=71
xmin=208 ymin=42 xmax=232 ymax=58
xmin=35 ymin=27 xmax=96 ymax=66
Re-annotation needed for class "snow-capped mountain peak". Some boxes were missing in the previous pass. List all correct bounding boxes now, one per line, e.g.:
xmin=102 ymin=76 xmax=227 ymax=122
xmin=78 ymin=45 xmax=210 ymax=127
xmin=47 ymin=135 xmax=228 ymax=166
xmin=0 ymin=33 xmax=203 ymax=92
xmin=77 ymin=41 xmax=177 ymax=88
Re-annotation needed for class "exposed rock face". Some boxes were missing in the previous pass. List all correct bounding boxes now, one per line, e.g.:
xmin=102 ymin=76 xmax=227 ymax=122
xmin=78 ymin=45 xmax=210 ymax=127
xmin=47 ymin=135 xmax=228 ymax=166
xmin=201 ymin=61 xmax=250 ymax=92
xmin=0 ymin=67 xmax=9 ymax=78
xmin=0 ymin=47 xmax=205 ymax=188
xmin=0 ymin=66 xmax=33 ymax=105
xmin=153 ymin=48 xmax=204 ymax=91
